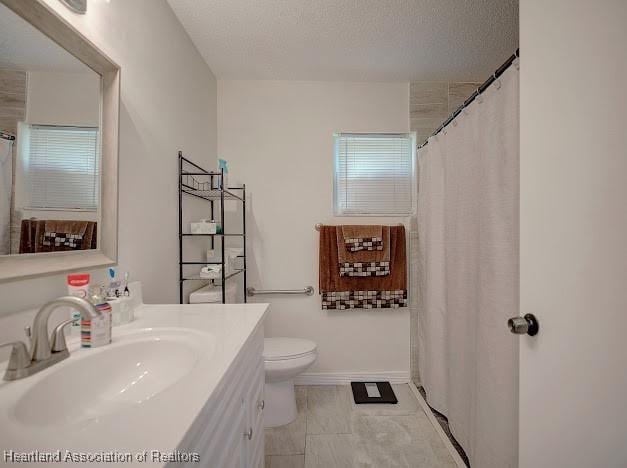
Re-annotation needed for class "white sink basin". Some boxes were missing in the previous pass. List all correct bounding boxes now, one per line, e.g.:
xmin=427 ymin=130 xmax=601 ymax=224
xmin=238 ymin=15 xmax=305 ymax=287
xmin=11 ymin=328 xmax=211 ymax=428
xmin=0 ymin=303 xmax=269 ymax=467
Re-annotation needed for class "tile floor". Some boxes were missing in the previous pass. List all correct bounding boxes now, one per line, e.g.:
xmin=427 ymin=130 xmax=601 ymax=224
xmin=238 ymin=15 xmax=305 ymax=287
xmin=417 ymin=386 xmax=469 ymax=467
xmin=265 ymin=384 xmax=456 ymax=468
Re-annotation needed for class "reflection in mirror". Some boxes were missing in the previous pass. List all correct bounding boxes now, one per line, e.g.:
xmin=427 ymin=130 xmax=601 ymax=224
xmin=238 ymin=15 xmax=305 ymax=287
xmin=0 ymin=2 xmax=101 ymax=256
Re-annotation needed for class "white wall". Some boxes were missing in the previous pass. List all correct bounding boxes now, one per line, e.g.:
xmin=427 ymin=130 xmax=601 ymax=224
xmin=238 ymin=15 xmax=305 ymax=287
xmin=26 ymin=70 xmax=100 ymax=126
xmin=0 ymin=0 xmax=217 ymax=315
xmin=218 ymin=80 xmax=411 ymax=376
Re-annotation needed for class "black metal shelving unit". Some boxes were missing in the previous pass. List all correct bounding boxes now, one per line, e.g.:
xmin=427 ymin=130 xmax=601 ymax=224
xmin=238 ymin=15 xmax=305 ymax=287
xmin=178 ymin=151 xmax=247 ymax=304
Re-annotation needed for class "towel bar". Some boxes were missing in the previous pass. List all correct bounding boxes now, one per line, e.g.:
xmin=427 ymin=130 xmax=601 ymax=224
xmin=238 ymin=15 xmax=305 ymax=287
xmin=246 ymin=286 xmax=314 ymax=297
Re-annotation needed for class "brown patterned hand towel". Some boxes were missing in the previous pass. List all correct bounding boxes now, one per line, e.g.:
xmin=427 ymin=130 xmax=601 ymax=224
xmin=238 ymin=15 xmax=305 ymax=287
xmin=319 ymin=225 xmax=407 ymax=309
xmin=336 ymin=226 xmax=390 ymax=277
xmin=341 ymin=225 xmax=383 ymax=252
xmin=20 ymin=219 xmax=97 ymax=253
xmin=42 ymin=220 xmax=90 ymax=251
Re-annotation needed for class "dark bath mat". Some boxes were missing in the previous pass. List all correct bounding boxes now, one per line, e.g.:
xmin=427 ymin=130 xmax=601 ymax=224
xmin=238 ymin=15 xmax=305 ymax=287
xmin=351 ymin=381 xmax=398 ymax=404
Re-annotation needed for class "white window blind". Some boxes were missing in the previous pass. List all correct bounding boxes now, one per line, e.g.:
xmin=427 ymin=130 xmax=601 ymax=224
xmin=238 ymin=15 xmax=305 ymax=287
xmin=26 ymin=125 xmax=99 ymax=210
xmin=334 ymin=133 xmax=414 ymax=215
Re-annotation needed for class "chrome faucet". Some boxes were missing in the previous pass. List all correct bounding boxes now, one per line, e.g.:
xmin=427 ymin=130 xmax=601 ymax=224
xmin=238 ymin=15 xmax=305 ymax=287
xmin=0 ymin=296 xmax=100 ymax=381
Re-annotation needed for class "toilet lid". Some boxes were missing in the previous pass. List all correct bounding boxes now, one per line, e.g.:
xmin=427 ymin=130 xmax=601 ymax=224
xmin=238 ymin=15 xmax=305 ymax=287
xmin=264 ymin=337 xmax=317 ymax=361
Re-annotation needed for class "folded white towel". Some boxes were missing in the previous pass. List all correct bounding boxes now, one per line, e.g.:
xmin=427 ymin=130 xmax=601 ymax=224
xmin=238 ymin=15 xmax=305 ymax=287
xmin=199 ymin=265 xmax=222 ymax=279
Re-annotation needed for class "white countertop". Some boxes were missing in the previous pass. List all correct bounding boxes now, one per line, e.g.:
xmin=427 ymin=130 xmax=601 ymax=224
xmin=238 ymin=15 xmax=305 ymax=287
xmin=0 ymin=303 xmax=268 ymax=467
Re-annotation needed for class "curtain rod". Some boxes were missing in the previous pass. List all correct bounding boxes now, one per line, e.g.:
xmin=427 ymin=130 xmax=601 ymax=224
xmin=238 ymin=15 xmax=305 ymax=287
xmin=417 ymin=48 xmax=519 ymax=150
xmin=0 ymin=130 xmax=16 ymax=141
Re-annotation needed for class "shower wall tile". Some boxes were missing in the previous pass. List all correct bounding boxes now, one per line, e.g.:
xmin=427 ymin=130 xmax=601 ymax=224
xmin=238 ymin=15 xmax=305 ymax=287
xmin=410 ymin=81 xmax=447 ymax=106
xmin=0 ymin=70 xmax=27 ymax=134
xmin=0 ymin=70 xmax=27 ymax=255
xmin=0 ymin=93 xmax=26 ymax=111
xmin=0 ymin=117 xmax=16 ymax=136
xmin=0 ymin=71 xmax=27 ymax=95
xmin=410 ymin=80 xmax=481 ymax=145
xmin=448 ymin=82 xmax=481 ymax=112
xmin=410 ymin=102 xmax=449 ymax=120
xmin=411 ymin=116 xmax=446 ymax=144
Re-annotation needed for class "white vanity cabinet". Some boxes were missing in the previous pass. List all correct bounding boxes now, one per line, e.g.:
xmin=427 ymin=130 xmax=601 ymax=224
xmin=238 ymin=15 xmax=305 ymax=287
xmin=0 ymin=303 xmax=269 ymax=468
xmin=173 ymin=326 xmax=265 ymax=468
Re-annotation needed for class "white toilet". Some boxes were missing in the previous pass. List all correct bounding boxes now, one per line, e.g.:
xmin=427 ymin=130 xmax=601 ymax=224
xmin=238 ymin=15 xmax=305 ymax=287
xmin=263 ymin=337 xmax=317 ymax=427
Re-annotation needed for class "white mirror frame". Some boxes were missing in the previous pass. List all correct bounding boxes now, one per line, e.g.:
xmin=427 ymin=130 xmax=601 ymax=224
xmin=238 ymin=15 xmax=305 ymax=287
xmin=0 ymin=0 xmax=119 ymax=283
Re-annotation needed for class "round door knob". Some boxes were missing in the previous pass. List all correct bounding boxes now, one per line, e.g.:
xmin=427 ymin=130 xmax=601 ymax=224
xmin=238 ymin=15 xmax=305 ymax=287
xmin=507 ymin=314 xmax=539 ymax=336
xmin=245 ymin=427 xmax=253 ymax=440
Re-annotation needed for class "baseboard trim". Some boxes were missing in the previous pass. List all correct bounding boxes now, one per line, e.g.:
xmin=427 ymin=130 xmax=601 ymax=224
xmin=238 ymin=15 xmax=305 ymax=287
xmin=293 ymin=371 xmax=410 ymax=385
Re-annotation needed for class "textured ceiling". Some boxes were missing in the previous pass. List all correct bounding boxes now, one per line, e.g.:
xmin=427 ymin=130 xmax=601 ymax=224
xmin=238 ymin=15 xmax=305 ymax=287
xmin=167 ymin=0 xmax=518 ymax=82
xmin=0 ymin=3 xmax=90 ymax=72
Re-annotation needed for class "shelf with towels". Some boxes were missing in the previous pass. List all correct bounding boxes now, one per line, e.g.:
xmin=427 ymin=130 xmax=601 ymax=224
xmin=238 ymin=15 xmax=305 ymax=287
xmin=178 ymin=151 xmax=247 ymax=304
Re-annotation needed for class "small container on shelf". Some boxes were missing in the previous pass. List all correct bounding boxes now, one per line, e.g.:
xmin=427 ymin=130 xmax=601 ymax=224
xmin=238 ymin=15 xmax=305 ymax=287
xmin=190 ymin=219 xmax=217 ymax=234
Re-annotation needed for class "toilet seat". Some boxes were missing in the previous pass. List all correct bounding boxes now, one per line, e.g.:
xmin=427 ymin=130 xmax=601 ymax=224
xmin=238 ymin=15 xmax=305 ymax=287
xmin=264 ymin=337 xmax=317 ymax=361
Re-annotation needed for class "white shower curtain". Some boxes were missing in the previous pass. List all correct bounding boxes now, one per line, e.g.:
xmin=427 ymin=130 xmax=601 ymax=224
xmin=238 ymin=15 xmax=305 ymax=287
xmin=417 ymin=64 xmax=519 ymax=468
xmin=0 ymin=138 xmax=12 ymax=255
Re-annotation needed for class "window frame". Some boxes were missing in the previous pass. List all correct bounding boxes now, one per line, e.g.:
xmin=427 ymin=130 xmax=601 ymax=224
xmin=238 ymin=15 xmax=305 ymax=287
xmin=333 ymin=132 xmax=416 ymax=217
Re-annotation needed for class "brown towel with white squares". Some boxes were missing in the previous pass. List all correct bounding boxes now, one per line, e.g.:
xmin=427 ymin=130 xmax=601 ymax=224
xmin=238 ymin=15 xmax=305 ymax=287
xmin=341 ymin=225 xmax=384 ymax=252
xmin=319 ymin=225 xmax=407 ymax=309
xmin=336 ymin=226 xmax=390 ymax=277
xmin=19 ymin=219 xmax=97 ymax=253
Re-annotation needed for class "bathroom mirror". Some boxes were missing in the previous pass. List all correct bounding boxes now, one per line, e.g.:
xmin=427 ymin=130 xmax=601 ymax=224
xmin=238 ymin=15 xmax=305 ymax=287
xmin=0 ymin=0 xmax=119 ymax=282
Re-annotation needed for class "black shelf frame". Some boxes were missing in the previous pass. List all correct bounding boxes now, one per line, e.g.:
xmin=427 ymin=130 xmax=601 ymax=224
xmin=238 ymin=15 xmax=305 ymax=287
xmin=178 ymin=151 xmax=247 ymax=304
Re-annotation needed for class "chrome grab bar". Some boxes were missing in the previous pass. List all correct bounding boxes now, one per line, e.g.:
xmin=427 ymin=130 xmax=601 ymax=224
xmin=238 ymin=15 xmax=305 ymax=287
xmin=246 ymin=286 xmax=314 ymax=297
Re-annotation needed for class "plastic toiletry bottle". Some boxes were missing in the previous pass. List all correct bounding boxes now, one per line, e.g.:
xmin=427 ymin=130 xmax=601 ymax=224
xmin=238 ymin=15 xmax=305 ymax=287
xmin=82 ymin=285 xmax=112 ymax=348
xmin=67 ymin=273 xmax=90 ymax=336
xmin=218 ymin=158 xmax=229 ymax=189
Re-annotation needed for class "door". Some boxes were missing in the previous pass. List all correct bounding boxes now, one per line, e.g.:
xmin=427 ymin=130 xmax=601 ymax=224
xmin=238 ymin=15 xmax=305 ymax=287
xmin=519 ymin=1 xmax=627 ymax=467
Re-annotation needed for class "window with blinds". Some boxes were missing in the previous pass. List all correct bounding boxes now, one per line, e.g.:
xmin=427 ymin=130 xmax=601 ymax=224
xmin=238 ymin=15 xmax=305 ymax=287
xmin=26 ymin=125 xmax=99 ymax=210
xmin=334 ymin=133 xmax=414 ymax=215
